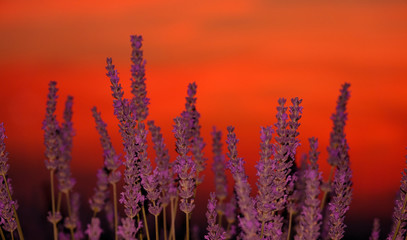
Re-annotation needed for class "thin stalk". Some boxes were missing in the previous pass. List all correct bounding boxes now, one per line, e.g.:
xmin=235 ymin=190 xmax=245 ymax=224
xmin=286 ymin=211 xmax=293 ymax=240
xmin=0 ymin=228 xmax=5 ymax=240
xmin=112 ymin=183 xmax=119 ymax=240
xmin=65 ymin=191 xmax=75 ymax=240
xmin=217 ymin=199 xmax=223 ymax=227
xmin=163 ymin=206 xmax=168 ymax=240
xmin=260 ymin=220 xmax=265 ymax=239
xmin=155 ymin=215 xmax=159 ymax=240
xmin=392 ymin=194 xmax=407 ymax=240
xmin=57 ymin=192 xmax=62 ymax=213
xmin=168 ymin=198 xmax=176 ymax=240
xmin=50 ymin=170 xmax=58 ymax=240
xmin=320 ymin=166 xmax=335 ymax=210
xmin=142 ymin=205 xmax=151 ymax=240
xmin=2 ymin=175 xmax=24 ymax=240
xmin=137 ymin=214 xmax=143 ymax=240
xmin=10 ymin=231 xmax=14 ymax=240
xmin=185 ymin=213 xmax=189 ymax=240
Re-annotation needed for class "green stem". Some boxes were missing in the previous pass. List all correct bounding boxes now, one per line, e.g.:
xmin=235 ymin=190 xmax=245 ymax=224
xmin=112 ymin=183 xmax=118 ymax=240
xmin=0 ymin=227 xmax=5 ymax=240
xmin=163 ymin=205 xmax=168 ymax=240
xmin=260 ymin=220 xmax=265 ymax=239
xmin=287 ymin=211 xmax=293 ymax=240
xmin=65 ymin=191 xmax=75 ymax=240
xmin=185 ymin=213 xmax=189 ymax=240
xmin=56 ymin=192 xmax=62 ymax=213
xmin=137 ymin=214 xmax=143 ymax=240
xmin=142 ymin=205 xmax=151 ymax=240
xmin=50 ymin=170 xmax=58 ymax=240
xmin=2 ymin=175 xmax=23 ymax=240
xmin=155 ymin=215 xmax=159 ymax=240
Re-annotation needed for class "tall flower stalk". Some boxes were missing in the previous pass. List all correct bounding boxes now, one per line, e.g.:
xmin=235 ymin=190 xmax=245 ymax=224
xmin=91 ymin=106 xmax=121 ymax=236
xmin=295 ymin=137 xmax=322 ymax=240
xmin=211 ymin=127 xmax=227 ymax=226
xmin=226 ymin=126 xmax=259 ymax=240
xmin=321 ymin=83 xmax=351 ymax=211
xmin=0 ymin=123 xmax=23 ymax=240
xmin=107 ymin=58 xmax=144 ymax=240
xmin=43 ymin=81 xmax=62 ymax=240
xmin=173 ymin=116 xmax=196 ymax=240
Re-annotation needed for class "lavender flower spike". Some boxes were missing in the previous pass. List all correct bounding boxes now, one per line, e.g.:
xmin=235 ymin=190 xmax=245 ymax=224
xmin=182 ymin=82 xmax=206 ymax=185
xmin=328 ymin=139 xmax=352 ymax=240
xmin=91 ymin=107 xmax=121 ymax=180
xmin=86 ymin=217 xmax=103 ymax=240
xmin=130 ymin=35 xmax=149 ymax=121
xmin=57 ymin=96 xmax=75 ymax=194
xmin=211 ymin=127 xmax=227 ymax=213
xmin=226 ymin=126 xmax=259 ymax=240
xmin=327 ymin=83 xmax=350 ymax=167
xmin=370 ymin=218 xmax=380 ymax=240
xmin=173 ymin=116 xmax=196 ymax=214
xmin=255 ymin=126 xmax=274 ymax=234
xmin=205 ymin=192 xmax=226 ymax=240
xmin=295 ymin=137 xmax=322 ymax=240
xmin=388 ymin=155 xmax=407 ymax=240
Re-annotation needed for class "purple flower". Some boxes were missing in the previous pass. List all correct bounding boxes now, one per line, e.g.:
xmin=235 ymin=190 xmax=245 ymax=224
xmin=173 ymin=116 xmax=196 ymax=214
xmin=295 ymin=137 xmax=322 ymax=240
xmin=370 ymin=218 xmax=380 ymax=240
xmin=89 ymin=169 xmax=109 ymax=214
xmin=148 ymin=120 xmax=173 ymax=206
xmin=91 ymin=107 xmax=121 ymax=178
xmin=205 ymin=193 xmax=226 ymax=240
xmin=117 ymin=217 xmax=143 ymax=240
xmin=86 ymin=217 xmax=103 ymax=240
xmin=181 ymin=82 xmax=206 ymax=185
xmin=130 ymin=35 xmax=149 ymax=122
xmin=0 ymin=178 xmax=17 ymax=233
xmin=327 ymin=83 xmax=351 ymax=167
xmin=211 ymin=127 xmax=227 ymax=211
xmin=328 ymin=140 xmax=352 ymax=240
xmin=107 ymin=58 xmax=143 ymax=219
xmin=57 ymin=96 xmax=75 ymax=193
xmin=388 ymin=156 xmax=407 ymax=240
xmin=0 ymin=123 xmax=10 ymax=176
xmin=255 ymin=126 xmax=275 ymax=225
xmin=64 ymin=192 xmax=83 ymax=238
xmin=43 ymin=81 xmax=60 ymax=171
xmin=226 ymin=126 xmax=259 ymax=240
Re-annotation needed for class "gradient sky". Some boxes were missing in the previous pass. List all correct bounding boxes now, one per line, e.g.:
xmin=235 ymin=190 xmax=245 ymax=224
xmin=1 ymin=0 xmax=407 ymax=238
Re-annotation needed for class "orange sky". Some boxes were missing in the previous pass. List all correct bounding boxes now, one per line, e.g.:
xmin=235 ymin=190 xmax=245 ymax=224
xmin=1 ymin=0 xmax=407 ymax=238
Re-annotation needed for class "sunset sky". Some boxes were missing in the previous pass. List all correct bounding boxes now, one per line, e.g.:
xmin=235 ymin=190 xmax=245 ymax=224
xmin=1 ymin=0 xmax=407 ymax=238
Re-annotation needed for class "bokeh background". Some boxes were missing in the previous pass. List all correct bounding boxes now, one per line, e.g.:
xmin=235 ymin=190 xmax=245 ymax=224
xmin=1 ymin=0 xmax=407 ymax=239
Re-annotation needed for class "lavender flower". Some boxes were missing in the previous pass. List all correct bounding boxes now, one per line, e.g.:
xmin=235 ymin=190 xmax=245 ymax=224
xmin=0 ymin=178 xmax=17 ymax=233
xmin=205 ymin=192 xmax=226 ymax=240
xmin=57 ymin=96 xmax=75 ymax=194
xmin=89 ymin=169 xmax=109 ymax=214
xmin=388 ymin=156 xmax=407 ymax=240
xmin=148 ymin=120 xmax=173 ymax=206
xmin=182 ymin=82 xmax=206 ymax=185
xmin=211 ymin=127 xmax=227 ymax=214
xmin=86 ymin=218 xmax=103 ymax=240
xmin=370 ymin=218 xmax=380 ymax=240
xmin=173 ymin=116 xmax=196 ymax=214
xmin=0 ymin=124 xmax=10 ymax=177
xmin=226 ymin=126 xmax=259 ymax=240
xmin=328 ymin=140 xmax=352 ymax=240
xmin=43 ymin=81 xmax=60 ymax=172
xmin=130 ymin=35 xmax=149 ymax=122
xmin=327 ymin=83 xmax=350 ymax=167
xmin=117 ymin=218 xmax=143 ymax=240
xmin=295 ymin=137 xmax=322 ymax=240
xmin=64 ymin=192 xmax=83 ymax=239
xmin=91 ymin=107 xmax=121 ymax=183
xmin=107 ymin=58 xmax=143 ymax=219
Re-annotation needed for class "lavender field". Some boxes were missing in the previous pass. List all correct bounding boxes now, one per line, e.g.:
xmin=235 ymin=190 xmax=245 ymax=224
xmin=0 ymin=35 xmax=406 ymax=240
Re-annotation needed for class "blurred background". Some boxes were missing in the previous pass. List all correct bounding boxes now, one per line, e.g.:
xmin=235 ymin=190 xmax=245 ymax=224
xmin=1 ymin=0 xmax=407 ymax=239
